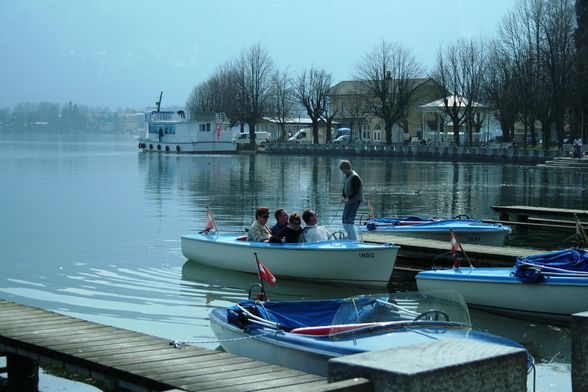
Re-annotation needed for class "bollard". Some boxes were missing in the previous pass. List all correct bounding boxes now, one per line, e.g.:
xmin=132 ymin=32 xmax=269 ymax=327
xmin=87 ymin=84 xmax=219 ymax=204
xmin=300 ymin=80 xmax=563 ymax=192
xmin=6 ymin=353 xmax=39 ymax=392
xmin=572 ymin=311 xmax=588 ymax=391
xmin=328 ymin=339 xmax=527 ymax=392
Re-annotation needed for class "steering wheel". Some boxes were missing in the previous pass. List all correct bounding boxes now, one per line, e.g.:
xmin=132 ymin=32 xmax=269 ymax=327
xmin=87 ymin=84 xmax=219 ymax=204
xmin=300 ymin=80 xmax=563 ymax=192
xmin=328 ymin=231 xmax=347 ymax=240
xmin=453 ymin=214 xmax=471 ymax=220
xmin=413 ymin=309 xmax=450 ymax=322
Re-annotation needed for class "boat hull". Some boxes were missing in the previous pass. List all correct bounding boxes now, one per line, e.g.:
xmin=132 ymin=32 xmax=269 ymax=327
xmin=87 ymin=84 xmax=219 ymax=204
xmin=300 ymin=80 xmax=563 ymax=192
xmin=416 ymin=268 xmax=588 ymax=321
xmin=181 ymin=234 xmax=399 ymax=286
xmin=138 ymin=140 xmax=236 ymax=154
xmin=364 ymin=220 xmax=511 ymax=246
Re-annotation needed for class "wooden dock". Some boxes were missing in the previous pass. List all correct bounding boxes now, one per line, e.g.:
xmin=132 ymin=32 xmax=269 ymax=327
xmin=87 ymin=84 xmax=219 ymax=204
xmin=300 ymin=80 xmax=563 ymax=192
xmin=363 ymin=233 xmax=547 ymax=265
xmin=492 ymin=205 xmax=588 ymax=223
xmin=0 ymin=300 xmax=370 ymax=392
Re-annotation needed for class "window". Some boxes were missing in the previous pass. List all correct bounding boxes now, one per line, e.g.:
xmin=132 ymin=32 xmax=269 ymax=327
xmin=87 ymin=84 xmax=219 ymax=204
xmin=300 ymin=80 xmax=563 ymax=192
xmin=199 ymin=124 xmax=206 ymax=132
xmin=206 ymin=123 xmax=211 ymax=132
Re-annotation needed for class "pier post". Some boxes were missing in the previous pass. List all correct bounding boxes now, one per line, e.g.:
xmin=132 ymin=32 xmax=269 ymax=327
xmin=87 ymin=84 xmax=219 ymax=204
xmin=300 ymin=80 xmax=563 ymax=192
xmin=572 ymin=311 xmax=588 ymax=391
xmin=6 ymin=353 xmax=39 ymax=392
xmin=328 ymin=339 xmax=527 ymax=392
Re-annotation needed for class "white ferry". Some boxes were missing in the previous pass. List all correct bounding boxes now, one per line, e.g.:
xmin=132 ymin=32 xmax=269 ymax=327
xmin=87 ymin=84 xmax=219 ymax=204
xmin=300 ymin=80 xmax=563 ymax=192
xmin=137 ymin=109 xmax=236 ymax=154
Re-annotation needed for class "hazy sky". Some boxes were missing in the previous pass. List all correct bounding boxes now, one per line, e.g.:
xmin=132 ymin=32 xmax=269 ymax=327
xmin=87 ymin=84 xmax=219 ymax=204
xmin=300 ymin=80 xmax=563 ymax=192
xmin=1 ymin=0 xmax=517 ymax=109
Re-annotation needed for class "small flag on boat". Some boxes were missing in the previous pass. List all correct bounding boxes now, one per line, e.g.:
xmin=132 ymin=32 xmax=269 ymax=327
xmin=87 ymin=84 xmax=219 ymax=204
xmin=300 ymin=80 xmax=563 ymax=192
xmin=203 ymin=208 xmax=217 ymax=235
xmin=216 ymin=123 xmax=221 ymax=141
xmin=256 ymin=257 xmax=276 ymax=287
xmin=450 ymin=230 xmax=460 ymax=256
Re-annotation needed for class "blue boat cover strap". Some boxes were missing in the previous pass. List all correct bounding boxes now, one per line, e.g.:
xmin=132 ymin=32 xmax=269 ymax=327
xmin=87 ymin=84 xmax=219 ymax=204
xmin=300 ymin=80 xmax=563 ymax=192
xmin=514 ymin=248 xmax=588 ymax=283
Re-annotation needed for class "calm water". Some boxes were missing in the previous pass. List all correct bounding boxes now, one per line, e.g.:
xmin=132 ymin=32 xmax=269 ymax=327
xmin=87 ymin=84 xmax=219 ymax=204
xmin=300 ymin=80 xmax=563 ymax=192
xmin=1 ymin=132 xmax=586 ymax=391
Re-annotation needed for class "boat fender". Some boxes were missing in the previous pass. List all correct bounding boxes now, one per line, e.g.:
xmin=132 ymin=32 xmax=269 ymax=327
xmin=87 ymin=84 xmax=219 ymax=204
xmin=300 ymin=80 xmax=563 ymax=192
xmin=165 ymin=146 xmax=170 ymax=152
xmin=176 ymin=145 xmax=181 ymax=152
xmin=138 ymin=143 xmax=144 ymax=149
xmin=157 ymin=145 xmax=161 ymax=151
xmin=366 ymin=223 xmax=376 ymax=231
xmin=149 ymin=144 xmax=153 ymax=150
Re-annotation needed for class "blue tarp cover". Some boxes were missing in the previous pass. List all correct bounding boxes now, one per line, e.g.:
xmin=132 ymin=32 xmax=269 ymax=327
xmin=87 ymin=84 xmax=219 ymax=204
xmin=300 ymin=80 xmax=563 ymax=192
xmin=227 ymin=297 xmax=379 ymax=331
xmin=366 ymin=216 xmax=434 ymax=231
xmin=514 ymin=248 xmax=588 ymax=283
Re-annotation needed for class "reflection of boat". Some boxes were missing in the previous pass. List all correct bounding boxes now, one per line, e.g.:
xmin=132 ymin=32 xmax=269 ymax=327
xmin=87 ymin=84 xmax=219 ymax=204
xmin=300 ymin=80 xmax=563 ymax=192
xmin=416 ymin=249 xmax=588 ymax=322
xmin=181 ymin=233 xmax=399 ymax=287
xmin=209 ymin=291 xmax=533 ymax=376
xmin=363 ymin=217 xmax=511 ymax=246
xmin=137 ymin=96 xmax=236 ymax=154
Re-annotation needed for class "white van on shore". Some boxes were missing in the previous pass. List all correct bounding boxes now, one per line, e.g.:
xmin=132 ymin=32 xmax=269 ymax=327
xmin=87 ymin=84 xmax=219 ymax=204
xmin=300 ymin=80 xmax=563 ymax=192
xmin=288 ymin=128 xmax=312 ymax=143
xmin=233 ymin=131 xmax=271 ymax=146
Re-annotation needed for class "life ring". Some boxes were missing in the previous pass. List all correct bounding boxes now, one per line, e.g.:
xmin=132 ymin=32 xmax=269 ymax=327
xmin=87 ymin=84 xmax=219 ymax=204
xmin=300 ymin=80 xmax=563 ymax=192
xmin=165 ymin=146 xmax=170 ymax=152
xmin=176 ymin=145 xmax=181 ymax=152
xmin=157 ymin=145 xmax=161 ymax=151
xmin=149 ymin=144 xmax=153 ymax=150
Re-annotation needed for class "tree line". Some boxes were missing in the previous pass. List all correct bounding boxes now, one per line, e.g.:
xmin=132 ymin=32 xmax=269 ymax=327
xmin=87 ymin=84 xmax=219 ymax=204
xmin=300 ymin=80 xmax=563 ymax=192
xmin=187 ymin=0 xmax=586 ymax=149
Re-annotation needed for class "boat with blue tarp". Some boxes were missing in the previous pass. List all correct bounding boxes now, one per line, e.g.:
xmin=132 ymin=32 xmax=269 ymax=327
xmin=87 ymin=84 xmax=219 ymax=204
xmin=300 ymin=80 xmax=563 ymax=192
xmin=416 ymin=248 xmax=588 ymax=322
xmin=209 ymin=291 xmax=534 ymax=376
xmin=362 ymin=216 xmax=512 ymax=246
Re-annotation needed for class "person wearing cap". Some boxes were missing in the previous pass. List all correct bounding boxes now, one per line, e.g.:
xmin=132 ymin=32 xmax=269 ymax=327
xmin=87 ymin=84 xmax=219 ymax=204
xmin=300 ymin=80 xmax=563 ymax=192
xmin=299 ymin=209 xmax=330 ymax=243
xmin=339 ymin=160 xmax=363 ymax=240
xmin=283 ymin=213 xmax=303 ymax=243
xmin=247 ymin=207 xmax=272 ymax=242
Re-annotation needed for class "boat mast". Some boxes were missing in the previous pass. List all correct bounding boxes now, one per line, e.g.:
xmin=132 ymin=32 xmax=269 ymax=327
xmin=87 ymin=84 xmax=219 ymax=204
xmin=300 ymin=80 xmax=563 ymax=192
xmin=156 ymin=91 xmax=163 ymax=112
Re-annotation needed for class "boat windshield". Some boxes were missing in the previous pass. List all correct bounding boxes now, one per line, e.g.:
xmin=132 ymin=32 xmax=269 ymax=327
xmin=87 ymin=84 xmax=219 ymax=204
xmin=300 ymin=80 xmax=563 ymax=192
xmin=329 ymin=290 xmax=471 ymax=331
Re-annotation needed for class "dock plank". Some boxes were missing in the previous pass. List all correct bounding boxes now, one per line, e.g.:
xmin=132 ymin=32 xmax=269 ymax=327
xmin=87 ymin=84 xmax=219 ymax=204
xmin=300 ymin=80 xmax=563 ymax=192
xmin=0 ymin=300 xmax=333 ymax=392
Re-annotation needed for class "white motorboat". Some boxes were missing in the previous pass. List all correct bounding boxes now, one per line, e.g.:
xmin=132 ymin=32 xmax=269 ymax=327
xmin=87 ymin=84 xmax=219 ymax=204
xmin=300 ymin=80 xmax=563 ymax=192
xmin=180 ymin=233 xmax=399 ymax=287
xmin=363 ymin=217 xmax=512 ymax=246
xmin=209 ymin=291 xmax=534 ymax=377
xmin=137 ymin=98 xmax=236 ymax=154
xmin=416 ymin=248 xmax=588 ymax=322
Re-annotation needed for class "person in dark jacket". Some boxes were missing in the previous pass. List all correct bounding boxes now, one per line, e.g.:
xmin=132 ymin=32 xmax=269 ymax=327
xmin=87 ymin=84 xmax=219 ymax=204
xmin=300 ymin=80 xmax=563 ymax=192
xmin=283 ymin=213 xmax=303 ymax=243
xmin=271 ymin=208 xmax=288 ymax=237
xmin=340 ymin=160 xmax=363 ymax=240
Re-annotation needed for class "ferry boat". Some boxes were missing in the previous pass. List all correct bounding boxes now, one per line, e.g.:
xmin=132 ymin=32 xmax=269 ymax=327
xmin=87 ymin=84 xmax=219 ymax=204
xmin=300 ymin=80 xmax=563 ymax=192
xmin=137 ymin=95 xmax=236 ymax=154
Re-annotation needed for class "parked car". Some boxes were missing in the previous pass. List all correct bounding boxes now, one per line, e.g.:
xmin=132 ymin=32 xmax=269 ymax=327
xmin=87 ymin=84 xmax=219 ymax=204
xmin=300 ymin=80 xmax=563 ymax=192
xmin=332 ymin=135 xmax=351 ymax=144
xmin=233 ymin=132 xmax=271 ymax=146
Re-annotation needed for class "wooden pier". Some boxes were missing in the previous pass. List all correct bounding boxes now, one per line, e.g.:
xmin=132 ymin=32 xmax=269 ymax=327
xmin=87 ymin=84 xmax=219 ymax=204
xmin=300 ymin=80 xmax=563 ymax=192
xmin=492 ymin=205 xmax=588 ymax=225
xmin=362 ymin=233 xmax=547 ymax=266
xmin=0 ymin=300 xmax=370 ymax=392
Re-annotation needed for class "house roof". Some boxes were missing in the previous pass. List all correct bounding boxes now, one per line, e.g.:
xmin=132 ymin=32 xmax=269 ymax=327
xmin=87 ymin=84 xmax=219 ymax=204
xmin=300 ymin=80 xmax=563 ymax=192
xmin=420 ymin=95 xmax=488 ymax=109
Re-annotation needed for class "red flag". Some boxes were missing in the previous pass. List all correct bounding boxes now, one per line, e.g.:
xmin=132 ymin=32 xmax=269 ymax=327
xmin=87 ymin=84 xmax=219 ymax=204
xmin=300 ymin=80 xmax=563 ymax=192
xmin=256 ymin=258 xmax=276 ymax=287
xmin=450 ymin=231 xmax=460 ymax=256
xmin=216 ymin=123 xmax=221 ymax=140
xmin=203 ymin=208 xmax=217 ymax=235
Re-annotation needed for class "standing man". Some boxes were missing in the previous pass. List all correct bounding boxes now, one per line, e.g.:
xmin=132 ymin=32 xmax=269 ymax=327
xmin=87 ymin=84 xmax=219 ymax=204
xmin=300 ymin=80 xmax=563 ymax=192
xmin=340 ymin=160 xmax=363 ymax=240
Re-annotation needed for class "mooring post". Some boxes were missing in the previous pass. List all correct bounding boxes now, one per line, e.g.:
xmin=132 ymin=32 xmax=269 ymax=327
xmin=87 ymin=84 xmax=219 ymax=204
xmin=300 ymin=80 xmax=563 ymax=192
xmin=328 ymin=339 xmax=528 ymax=392
xmin=6 ymin=353 xmax=39 ymax=392
xmin=572 ymin=311 xmax=588 ymax=392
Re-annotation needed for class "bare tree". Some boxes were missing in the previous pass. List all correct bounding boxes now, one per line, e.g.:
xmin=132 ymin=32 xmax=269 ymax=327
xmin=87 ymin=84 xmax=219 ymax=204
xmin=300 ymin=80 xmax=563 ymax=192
xmin=268 ymin=69 xmax=296 ymax=141
xmin=293 ymin=67 xmax=332 ymax=144
xmin=484 ymin=40 xmax=520 ymax=142
xmin=432 ymin=39 xmax=487 ymax=146
xmin=235 ymin=43 xmax=275 ymax=144
xmin=356 ymin=40 xmax=422 ymax=144
xmin=321 ymin=96 xmax=338 ymax=143
xmin=343 ymin=86 xmax=369 ymax=141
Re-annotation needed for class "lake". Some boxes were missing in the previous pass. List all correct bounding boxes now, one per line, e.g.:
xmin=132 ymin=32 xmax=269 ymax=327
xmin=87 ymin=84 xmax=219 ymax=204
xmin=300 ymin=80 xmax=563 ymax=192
xmin=1 ymin=132 xmax=585 ymax=391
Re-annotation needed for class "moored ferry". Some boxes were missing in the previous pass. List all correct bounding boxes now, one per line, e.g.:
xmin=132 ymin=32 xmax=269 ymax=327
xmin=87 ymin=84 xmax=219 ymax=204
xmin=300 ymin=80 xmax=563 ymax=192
xmin=137 ymin=107 xmax=236 ymax=154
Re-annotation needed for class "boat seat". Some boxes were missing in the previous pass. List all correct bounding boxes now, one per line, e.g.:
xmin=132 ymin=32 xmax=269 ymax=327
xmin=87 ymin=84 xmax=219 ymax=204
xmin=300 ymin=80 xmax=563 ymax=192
xmin=236 ymin=235 xmax=248 ymax=241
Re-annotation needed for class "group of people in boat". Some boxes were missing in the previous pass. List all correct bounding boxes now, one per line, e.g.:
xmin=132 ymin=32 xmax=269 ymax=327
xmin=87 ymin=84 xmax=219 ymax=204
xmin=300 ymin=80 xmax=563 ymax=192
xmin=247 ymin=160 xmax=363 ymax=243
xmin=247 ymin=207 xmax=330 ymax=243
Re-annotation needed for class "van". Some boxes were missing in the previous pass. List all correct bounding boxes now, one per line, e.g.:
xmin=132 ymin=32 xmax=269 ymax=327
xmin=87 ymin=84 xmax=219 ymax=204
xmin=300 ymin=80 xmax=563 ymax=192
xmin=288 ymin=128 xmax=312 ymax=143
xmin=233 ymin=131 xmax=271 ymax=146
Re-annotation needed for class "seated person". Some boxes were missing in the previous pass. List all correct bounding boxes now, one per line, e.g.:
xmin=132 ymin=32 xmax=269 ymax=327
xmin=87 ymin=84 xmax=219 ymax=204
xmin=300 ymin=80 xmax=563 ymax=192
xmin=283 ymin=213 xmax=303 ymax=243
xmin=247 ymin=207 xmax=272 ymax=242
xmin=271 ymin=208 xmax=288 ymax=237
xmin=298 ymin=209 xmax=330 ymax=243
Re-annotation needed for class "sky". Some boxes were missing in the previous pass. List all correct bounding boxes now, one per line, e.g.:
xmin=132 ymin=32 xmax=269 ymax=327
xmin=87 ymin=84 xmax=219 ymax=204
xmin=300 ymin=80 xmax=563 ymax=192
xmin=0 ymin=0 xmax=518 ymax=110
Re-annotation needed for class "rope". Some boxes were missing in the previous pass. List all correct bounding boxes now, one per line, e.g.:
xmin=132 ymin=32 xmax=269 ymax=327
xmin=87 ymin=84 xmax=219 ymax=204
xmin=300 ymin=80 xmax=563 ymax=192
xmin=170 ymin=330 xmax=276 ymax=348
xmin=329 ymin=202 xmax=344 ymax=225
